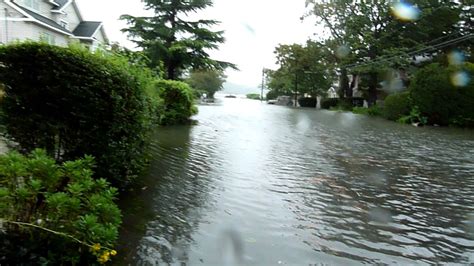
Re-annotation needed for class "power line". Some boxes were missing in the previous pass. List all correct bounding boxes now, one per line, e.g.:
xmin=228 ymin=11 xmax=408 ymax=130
xmin=343 ymin=33 xmax=473 ymax=70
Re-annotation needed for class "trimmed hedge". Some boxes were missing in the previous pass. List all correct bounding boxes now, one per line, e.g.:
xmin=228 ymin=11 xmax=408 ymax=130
xmin=410 ymin=62 xmax=474 ymax=126
xmin=382 ymin=91 xmax=411 ymax=121
xmin=157 ymin=80 xmax=198 ymax=125
xmin=298 ymin=97 xmax=317 ymax=108
xmin=321 ymin=98 xmax=339 ymax=109
xmin=0 ymin=42 xmax=157 ymax=186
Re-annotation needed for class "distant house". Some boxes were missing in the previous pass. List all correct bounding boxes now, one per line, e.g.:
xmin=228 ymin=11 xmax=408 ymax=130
xmin=0 ymin=0 xmax=108 ymax=50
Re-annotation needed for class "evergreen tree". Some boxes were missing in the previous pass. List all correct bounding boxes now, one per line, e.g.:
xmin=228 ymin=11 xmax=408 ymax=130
xmin=121 ymin=0 xmax=236 ymax=80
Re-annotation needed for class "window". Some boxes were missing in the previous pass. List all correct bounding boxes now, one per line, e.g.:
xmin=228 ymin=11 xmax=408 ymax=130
xmin=40 ymin=32 xmax=55 ymax=45
xmin=60 ymin=20 xmax=68 ymax=30
xmin=24 ymin=0 xmax=40 ymax=11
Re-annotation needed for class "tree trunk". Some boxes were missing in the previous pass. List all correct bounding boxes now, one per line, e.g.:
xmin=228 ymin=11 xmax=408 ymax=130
xmin=348 ymin=74 xmax=356 ymax=99
xmin=368 ymin=72 xmax=378 ymax=107
xmin=339 ymin=68 xmax=349 ymax=99
xmin=167 ymin=64 xmax=175 ymax=80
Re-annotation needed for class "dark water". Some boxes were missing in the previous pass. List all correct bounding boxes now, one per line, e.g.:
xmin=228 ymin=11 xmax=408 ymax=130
xmin=116 ymin=97 xmax=474 ymax=265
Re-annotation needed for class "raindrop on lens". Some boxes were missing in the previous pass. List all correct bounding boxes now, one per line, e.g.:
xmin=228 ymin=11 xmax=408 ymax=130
xmin=451 ymin=71 xmax=470 ymax=87
xmin=392 ymin=2 xmax=420 ymax=21
xmin=336 ymin=45 xmax=350 ymax=59
xmin=368 ymin=207 xmax=392 ymax=224
xmin=448 ymin=51 xmax=465 ymax=66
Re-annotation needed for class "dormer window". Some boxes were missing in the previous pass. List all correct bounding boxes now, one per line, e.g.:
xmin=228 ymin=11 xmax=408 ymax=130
xmin=24 ymin=0 xmax=40 ymax=11
xmin=60 ymin=20 xmax=68 ymax=30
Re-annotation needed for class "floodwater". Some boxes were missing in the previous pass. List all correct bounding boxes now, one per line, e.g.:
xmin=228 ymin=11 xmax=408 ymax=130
xmin=116 ymin=97 xmax=474 ymax=265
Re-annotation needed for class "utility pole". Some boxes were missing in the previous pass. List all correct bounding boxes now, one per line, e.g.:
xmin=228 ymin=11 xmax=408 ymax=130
xmin=294 ymin=71 xmax=298 ymax=107
xmin=261 ymin=68 xmax=265 ymax=102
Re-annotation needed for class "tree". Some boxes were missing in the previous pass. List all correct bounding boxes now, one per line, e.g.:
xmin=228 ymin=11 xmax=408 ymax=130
xmin=305 ymin=1 xmax=467 ymax=106
xmin=121 ymin=0 xmax=236 ymax=80
xmin=266 ymin=40 xmax=333 ymax=100
xmin=186 ymin=69 xmax=226 ymax=98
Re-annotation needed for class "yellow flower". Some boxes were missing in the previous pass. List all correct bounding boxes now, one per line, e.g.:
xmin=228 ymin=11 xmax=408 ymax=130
xmin=91 ymin=243 xmax=101 ymax=252
xmin=98 ymin=252 xmax=110 ymax=264
xmin=110 ymin=250 xmax=117 ymax=256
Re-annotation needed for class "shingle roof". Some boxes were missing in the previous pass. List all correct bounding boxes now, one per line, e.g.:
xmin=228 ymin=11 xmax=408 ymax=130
xmin=73 ymin=21 xmax=102 ymax=38
xmin=16 ymin=4 xmax=72 ymax=35
xmin=52 ymin=0 xmax=69 ymax=10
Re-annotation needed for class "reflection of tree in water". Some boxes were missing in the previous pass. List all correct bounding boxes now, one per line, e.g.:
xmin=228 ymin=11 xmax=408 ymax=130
xmin=115 ymin=126 xmax=218 ymax=265
xmin=291 ymin=125 xmax=474 ymax=263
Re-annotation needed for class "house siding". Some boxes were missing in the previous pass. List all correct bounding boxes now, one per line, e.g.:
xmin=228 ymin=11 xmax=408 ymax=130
xmin=93 ymin=28 xmax=105 ymax=43
xmin=0 ymin=2 xmax=24 ymax=18
xmin=0 ymin=20 xmax=68 ymax=45
xmin=62 ymin=2 xmax=80 ymax=32
xmin=15 ymin=0 xmax=55 ymax=20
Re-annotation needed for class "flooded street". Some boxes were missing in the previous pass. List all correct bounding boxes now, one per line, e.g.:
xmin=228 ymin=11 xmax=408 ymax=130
xmin=117 ymin=97 xmax=474 ymax=265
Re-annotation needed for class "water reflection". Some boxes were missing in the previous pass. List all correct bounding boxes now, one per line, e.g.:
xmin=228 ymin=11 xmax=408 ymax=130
xmin=116 ymin=126 xmax=219 ymax=265
xmin=117 ymin=98 xmax=474 ymax=265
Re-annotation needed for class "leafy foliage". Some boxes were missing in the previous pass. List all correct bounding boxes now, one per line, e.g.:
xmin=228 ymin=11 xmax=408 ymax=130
xmin=298 ymin=97 xmax=317 ymax=108
xmin=305 ymin=1 xmax=470 ymax=106
xmin=186 ymin=69 xmax=226 ymax=98
xmin=266 ymin=41 xmax=333 ymax=99
xmin=410 ymin=62 xmax=474 ymax=126
xmin=246 ymin=93 xmax=262 ymax=100
xmin=382 ymin=92 xmax=412 ymax=121
xmin=157 ymin=80 xmax=198 ymax=125
xmin=121 ymin=0 xmax=236 ymax=80
xmin=0 ymin=150 xmax=121 ymax=264
xmin=321 ymin=98 xmax=339 ymax=110
xmin=0 ymin=42 xmax=157 ymax=186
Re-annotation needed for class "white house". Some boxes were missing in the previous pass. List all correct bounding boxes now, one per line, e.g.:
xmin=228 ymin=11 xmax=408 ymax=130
xmin=0 ymin=0 xmax=107 ymax=49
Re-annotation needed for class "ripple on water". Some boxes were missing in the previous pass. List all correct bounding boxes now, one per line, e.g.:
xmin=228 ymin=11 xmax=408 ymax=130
xmin=117 ymin=99 xmax=474 ymax=265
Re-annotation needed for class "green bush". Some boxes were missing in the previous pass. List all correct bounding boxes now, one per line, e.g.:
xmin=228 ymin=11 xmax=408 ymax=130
xmin=321 ymin=98 xmax=339 ymax=109
xmin=0 ymin=42 xmax=157 ymax=186
xmin=298 ymin=97 xmax=317 ymax=108
xmin=266 ymin=90 xmax=280 ymax=100
xmin=157 ymin=80 xmax=198 ymax=125
xmin=383 ymin=91 xmax=411 ymax=121
xmin=410 ymin=62 xmax=474 ymax=126
xmin=0 ymin=149 xmax=121 ymax=264
xmin=352 ymin=105 xmax=382 ymax=116
xmin=246 ymin=93 xmax=262 ymax=100
xmin=398 ymin=106 xmax=428 ymax=125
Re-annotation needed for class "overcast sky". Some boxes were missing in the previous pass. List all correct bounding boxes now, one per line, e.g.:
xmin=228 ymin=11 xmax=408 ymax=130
xmin=76 ymin=0 xmax=319 ymax=89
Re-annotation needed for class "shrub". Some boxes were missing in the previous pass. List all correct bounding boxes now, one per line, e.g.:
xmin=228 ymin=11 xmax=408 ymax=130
xmin=246 ymin=93 xmax=262 ymax=100
xmin=398 ymin=106 xmax=428 ymax=125
xmin=298 ymin=97 xmax=317 ymax=108
xmin=321 ymin=98 xmax=339 ymax=109
xmin=266 ymin=90 xmax=280 ymax=100
xmin=382 ymin=91 xmax=411 ymax=121
xmin=0 ymin=149 xmax=121 ymax=264
xmin=409 ymin=62 xmax=474 ymax=126
xmin=0 ymin=42 xmax=157 ymax=186
xmin=352 ymin=105 xmax=382 ymax=116
xmin=156 ymin=80 xmax=198 ymax=125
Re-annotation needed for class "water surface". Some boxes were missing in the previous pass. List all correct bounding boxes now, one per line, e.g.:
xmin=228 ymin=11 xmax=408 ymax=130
xmin=117 ymin=97 xmax=474 ymax=265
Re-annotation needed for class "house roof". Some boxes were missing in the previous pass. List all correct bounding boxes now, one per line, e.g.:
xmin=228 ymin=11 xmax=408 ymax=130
xmin=15 ymin=4 xmax=73 ymax=35
xmin=52 ymin=0 xmax=70 ymax=10
xmin=73 ymin=21 xmax=102 ymax=38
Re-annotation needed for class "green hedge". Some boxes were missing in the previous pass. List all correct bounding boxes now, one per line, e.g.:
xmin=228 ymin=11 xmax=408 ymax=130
xmin=0 ymin=150 xmax=121 ymax=264
xmin=321 ymin=98 xmax=339 ymax=109
xmin=246 ymin=93 xmax=262 ymax=100
xmin=298 ymin=97 xmax=317 ymax=108
xmin=0 ymin=42 xmax=156 ymax=186
xmin=383 ymin=91 xmax=411 ymax=121
xmin=410 ymin=62 xmax=474 ymax=126
xmin=157 ymin=80 xmax=198 ymax=125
